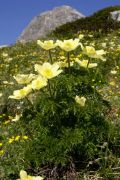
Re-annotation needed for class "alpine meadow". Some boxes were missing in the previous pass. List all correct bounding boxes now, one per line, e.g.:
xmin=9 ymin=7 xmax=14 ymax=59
xmin=0 ymin=6 xmax=120 ymax=180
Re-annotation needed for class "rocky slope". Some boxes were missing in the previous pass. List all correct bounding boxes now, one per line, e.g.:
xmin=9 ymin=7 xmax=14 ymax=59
xmin=17 ymin=5 xmax=85 ymax=43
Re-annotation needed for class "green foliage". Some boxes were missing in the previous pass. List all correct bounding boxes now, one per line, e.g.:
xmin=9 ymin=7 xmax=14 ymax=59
xmin=0 ymin=67 xmax=111 ymax=178
xmin=52 ymin=6 xmax=120 ymax=38
xmin=0 ymin=20 xmax=120 ymax=179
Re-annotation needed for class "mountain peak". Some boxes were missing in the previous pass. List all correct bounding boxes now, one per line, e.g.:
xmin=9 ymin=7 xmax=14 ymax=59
xmin=18 ymin=5 xmax=85 ymax=43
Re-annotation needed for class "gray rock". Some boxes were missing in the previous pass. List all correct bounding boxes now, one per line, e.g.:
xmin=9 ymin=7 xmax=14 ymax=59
xmin=17 ymin=5 xmax=85 ymax=43
xmin=110 ymin=10 xmax=120 ymax=21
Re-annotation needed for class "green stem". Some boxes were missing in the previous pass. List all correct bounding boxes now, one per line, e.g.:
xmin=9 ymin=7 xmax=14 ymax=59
xmin=104 ymin=143 xmax=108 ymax=168
xmin=48 ymin=50 xmax=53 ymax=64
xmin=25 ymin=96 xmax=40 ymax=115
xmin=114 ymin=59 xmax=117 ymax=67
xmin=67 ymin=52 xmax=70 ymax=73
xmin=94 ymin=67 xmax=99 ymax=81
xmin=25 ymin=96 xmax=33 ymax=107
xmin=87 ymin=58 xmax=90 ymax=68
xmin=93 ymin=85 xmax=96 ymax=98
xmin=86 ymin=59 xmax=90 ymax=76
xmin=48 ymin=80 xmax=52 ymax=98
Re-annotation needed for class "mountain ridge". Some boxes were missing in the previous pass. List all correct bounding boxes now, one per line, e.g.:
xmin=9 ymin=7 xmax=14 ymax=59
xmin=18 ymin=5 xmax=85 ymax=43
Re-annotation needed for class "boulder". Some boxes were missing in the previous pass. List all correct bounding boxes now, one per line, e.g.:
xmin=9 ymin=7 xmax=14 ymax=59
xmin=110 ymin=10 xmax=120 ymax=21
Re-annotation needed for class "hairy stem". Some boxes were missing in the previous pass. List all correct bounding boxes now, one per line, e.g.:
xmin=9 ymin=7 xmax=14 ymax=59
xmin=48 ymin=50 xmax=53 ymax=64
xmin=48 ymin=79 xmax=52 ymax=98
xmin=67 ymin=52 xmax=70 ymax=73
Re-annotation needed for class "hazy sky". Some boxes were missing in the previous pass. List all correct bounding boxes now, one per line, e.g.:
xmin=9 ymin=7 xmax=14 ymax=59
xmin=0 ymin=0 xmax=119 ymax=45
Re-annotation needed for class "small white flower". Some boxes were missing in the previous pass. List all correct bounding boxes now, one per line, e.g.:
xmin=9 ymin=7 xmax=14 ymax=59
xmin=110 ymin=70 xmax=117 ymax=74
xmin=79 ymin=34 xmax=84 ymax=40
xmin=2 ymin=52 xmax=8 ymax=57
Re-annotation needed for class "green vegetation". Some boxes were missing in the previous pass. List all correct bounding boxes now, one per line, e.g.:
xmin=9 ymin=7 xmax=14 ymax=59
xmin=0 ymin=6 xmax=120 ymax=180
xmin=52 ymin=6 xmax=120 ymax=39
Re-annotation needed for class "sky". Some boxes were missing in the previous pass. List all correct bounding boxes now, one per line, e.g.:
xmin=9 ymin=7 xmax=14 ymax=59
xmin=0 ymin=0 xmax=120 ymax=45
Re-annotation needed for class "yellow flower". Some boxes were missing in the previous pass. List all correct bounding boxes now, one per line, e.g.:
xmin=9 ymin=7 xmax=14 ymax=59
xmin=82 ymin=46 xmax=96 ymax=56
xmin=31 ymin=76 xmax=47 ymax=90
xmin=35 ymin=62 xmax=62 ymax=79
xmin=88 ymin=63 xmax=97 ymax=68
xmin=3 ymin=80 xmax=14 ymax=85
xmin=88 ymin=34 xmax=93 ymax=37
xmin=0 ymin=93 xmax=3 ymax=97
xmin=9 ymin=85 xmax=32 ymax=99
xmin=37 ymin=40 xmax=57 ymax=50
xmin=59 ymin=56 xmax=66 ymax=60
xmin=116 ymin=45 xmax=120 ymax=52
xmin=75 ymin=96 xmax=86 ymax=107
xmin=0 ymin=150 xmax=4 ymax=155
xmin=4 ymin=120 xmax=10 ymax=125
xmin=15 ymin=136 xmax=21 ymax=141
xmin=116 ymin=114 xmax=119 ymax=117
xmin=8 ymin=138 xmax=14 ymax=144
xmin=23 ymin=136 xmax=29 ymax=140
xmin=14 ymin=74 xmax=36 ymax=84
xmin=9 ymin=115 xmax=13 ymax=120
xmin=115 ymin=66 xmax=119 ymax=70
xmin=75 ymin=59 xmax=97 ymax=68
xmin=101 ymin=43 xmax=106 ymax=48
xmin=4 ymin=57 xmax=13 ymax=62
xmin=2 ymin=52 xmax=8 ymax=57
xmin=11 ymin=114 xmax=22 ymax=122
xmin=57 ymin=61 xmax=74 ymax=68
xmin=95 ymin=50 xmax=106 ymax=61
xmin=19 ymin=170 xmax=32 ymax=180
xmin=109 ymin=81 xmax=116 ymax=86
xmin=78 ymin=34 xmax=84 ymax=40
xmin=56 ymin=38 xmax=80 ymax=52
xmin=0 ymin=142 xmax=3 ymax=147
xmin=19 ymin=170 xmax=43 ymax=180
xmin=82 ymin=46 xmax=106 ymax=61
